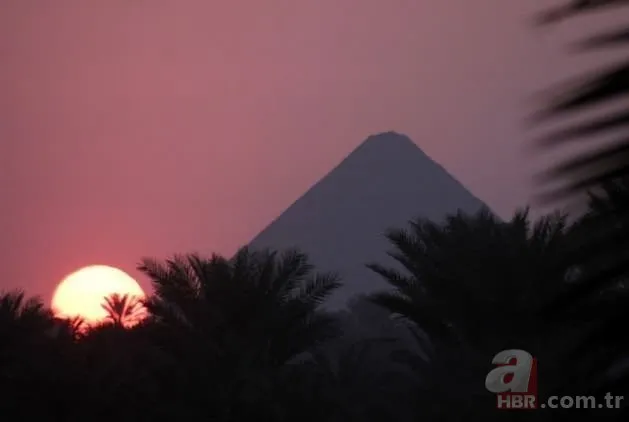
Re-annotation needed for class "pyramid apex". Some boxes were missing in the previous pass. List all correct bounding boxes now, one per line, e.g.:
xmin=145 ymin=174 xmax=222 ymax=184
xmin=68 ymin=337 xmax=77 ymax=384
xmin=350 ymin=131 xmax=427 ymax=161
xmin=364 ymin=131 xmax=414 ymax=145
xmin=359 ymin=131 xmax=424 ymax=152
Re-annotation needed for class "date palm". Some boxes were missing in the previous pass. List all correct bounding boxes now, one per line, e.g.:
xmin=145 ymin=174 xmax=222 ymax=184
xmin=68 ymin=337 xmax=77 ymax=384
xmin=0 ymin=290 xmax=54 ymax=339
xmin=0 ymin=290 xmax=58 ymax=416
xmin=47 ymin=315 xmax=86 ymax=342
xmin=139 ymin=247 xmax=340 ymax=359
xmin=101 ymin=293 xmax=145 ymax=328
xmin=368 ymin=208 xmax=575 ymax=421
xmin=137 ymin=246 xmax=341 ymax=419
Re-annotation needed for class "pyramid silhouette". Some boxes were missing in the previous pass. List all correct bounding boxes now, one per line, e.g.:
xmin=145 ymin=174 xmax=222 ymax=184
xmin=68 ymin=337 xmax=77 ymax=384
xmin=249 ymin=132 xmax=488 ymax=309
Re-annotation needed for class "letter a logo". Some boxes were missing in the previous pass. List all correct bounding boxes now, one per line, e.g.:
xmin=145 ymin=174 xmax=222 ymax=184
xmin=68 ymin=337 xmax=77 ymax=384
xmin=485 ymin=349 xmax=536 ymax=394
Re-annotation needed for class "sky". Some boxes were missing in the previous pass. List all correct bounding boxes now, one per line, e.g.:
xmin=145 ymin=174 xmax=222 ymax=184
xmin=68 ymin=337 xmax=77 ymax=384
xmin=1 ymin=0 xmax=621 ymax=301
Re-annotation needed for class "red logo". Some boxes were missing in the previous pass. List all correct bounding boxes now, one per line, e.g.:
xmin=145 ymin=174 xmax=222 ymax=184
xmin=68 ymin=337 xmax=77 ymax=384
xmin=485 ymin=349 xmax=537 ymax=409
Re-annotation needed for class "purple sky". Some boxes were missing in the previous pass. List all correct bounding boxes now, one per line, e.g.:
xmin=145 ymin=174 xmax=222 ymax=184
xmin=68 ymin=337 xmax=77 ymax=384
xmin=1 ymin=0 xmax=616 ymax=301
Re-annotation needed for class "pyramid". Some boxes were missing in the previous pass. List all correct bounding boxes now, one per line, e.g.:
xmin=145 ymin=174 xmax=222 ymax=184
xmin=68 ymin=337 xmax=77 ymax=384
xmin=248 ymin=132 xmax=488 ymax=309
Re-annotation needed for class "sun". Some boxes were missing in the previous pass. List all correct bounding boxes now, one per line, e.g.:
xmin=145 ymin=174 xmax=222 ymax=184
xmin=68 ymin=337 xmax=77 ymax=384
xmin=52 ymin=265 xmax=146 ymax=325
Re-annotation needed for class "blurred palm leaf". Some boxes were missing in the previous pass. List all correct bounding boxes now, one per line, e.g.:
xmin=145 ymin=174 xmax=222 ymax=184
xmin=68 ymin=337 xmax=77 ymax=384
xmin=533 ymin=1 xmax=629 ymax=26
xmin=534 ymin=0 xmax=629 ymax=408
xmin=534 ymin=0 xmax=629 ymax=296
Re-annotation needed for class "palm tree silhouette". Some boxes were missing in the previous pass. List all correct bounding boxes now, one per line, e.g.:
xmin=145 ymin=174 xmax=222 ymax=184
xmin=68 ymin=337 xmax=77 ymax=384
xmin=48 ymin=315 xmax=86 ymax=340
xmin=137 ymin=246 xmax=341 ymax=420
xmin=367 ymin=209 xmax=575 ymax=420
xmin=533 ymin=0 xmax=627 ymax=25
xmin=0 ymin=290 xmax=60 ymax=416
xmin=101 ymin=293 xmax=145 ymax=328
xmin=0 ymin=290 xmax=54 ymax=338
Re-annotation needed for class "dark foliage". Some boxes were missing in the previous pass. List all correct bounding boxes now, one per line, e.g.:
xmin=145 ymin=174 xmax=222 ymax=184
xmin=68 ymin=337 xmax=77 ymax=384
xmin=3 ymin=201 xmax=624 ymax=420
xmin=534 ymin=1 xmax=629 ymax=415
xmin=368 ymin=208 xmax=582 ymax=421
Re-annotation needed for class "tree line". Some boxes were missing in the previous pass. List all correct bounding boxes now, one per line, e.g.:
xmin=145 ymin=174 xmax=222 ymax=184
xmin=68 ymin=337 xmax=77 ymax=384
xmin=1 ymin=181 xmax=627 ymax=420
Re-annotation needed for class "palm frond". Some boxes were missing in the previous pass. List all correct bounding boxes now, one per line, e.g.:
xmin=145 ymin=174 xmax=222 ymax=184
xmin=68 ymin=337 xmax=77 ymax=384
xmin=293 ymin=271 xmax=341 ymax=308
xmin=532 ymin=4 xmax=629 ymax=414
xmin=138 ymin=247 xmax=341 ymax=380
xmin=101 ymin=293 xmax=146 ymax=327
xmin=533 ymin=0 xmax=629 ymax=303
xmin=534 ymin=0 xmax=629 ymax=26
xmin=369 ymin=291 xmax=452 ymax=343
xmin=576 ymin=25 xmax=629 ymax=49
xmin=366 ymin=263 xmax=419 ymax=297
xmin=273 ymin=249 xmax=314 ymax=301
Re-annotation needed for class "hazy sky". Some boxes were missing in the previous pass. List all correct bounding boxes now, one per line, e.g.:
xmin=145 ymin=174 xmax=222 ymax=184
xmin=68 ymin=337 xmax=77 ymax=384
xmin=1 ymin=0 xmax=619 ymax=300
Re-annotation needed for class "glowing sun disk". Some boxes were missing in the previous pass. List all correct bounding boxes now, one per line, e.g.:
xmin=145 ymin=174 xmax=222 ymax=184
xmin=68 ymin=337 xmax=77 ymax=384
xmin=52 ymin=265 xmax=145 ymax=324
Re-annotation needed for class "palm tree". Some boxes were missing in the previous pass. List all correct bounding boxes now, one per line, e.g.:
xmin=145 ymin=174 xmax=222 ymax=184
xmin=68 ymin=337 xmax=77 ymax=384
xmin=140 ymin=247 xmax=340 ymax=359
xmin=0 ymin=290 xmax=56 ymax=369
xmin=47 ymin=315 xmax=86 ymax=341
xmin=101 ymin=293 xmax=145 ymax=328
xmin=533 ymin=1 xmax=629 ymax=412
xmin=0 ymin=290 xmax=54 ymax=333
xmin=71 ymin=297 xmax=171 ymax=419
xmin=545 ymin=179 xmax=629 ymax=407
xmin=0 ymin=290 xmax=61 ymax=416
xmin=570 ymin=178 xmax=629 ymax=285
xmin=367 ymin=208 xmax=576 ymax=420
xmin=137 ymin=246 xmax=341 ymax=419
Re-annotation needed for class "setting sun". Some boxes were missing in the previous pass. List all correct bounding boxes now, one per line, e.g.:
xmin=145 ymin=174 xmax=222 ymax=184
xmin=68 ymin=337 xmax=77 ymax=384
xmin=52 ymin=265 xmax=146 ymax=325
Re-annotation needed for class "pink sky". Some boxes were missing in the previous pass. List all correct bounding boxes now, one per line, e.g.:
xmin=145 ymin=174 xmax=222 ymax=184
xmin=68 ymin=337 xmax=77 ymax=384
xmin=1 ymin=0 xmax=615 ymax=301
